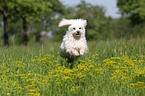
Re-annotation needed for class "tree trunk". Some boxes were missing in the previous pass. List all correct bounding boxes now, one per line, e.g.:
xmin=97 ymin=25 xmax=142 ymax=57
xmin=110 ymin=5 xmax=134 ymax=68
xmin=22 ymin=16 xmax=28 ymax=46
xmin=36 ymin=34 xmax=41 ymax=45
xmin=3 ymin=8 xmax=9 ymax=48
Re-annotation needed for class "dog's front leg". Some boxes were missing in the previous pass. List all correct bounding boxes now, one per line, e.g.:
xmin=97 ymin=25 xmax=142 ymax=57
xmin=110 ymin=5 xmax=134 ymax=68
xmin=80 ymin=49 xmax=85 ymax=56
xmin=66 ymin=49 xmax=79 ymax=56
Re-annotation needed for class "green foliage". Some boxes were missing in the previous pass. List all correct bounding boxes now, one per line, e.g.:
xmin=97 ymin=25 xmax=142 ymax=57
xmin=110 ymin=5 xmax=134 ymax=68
xmin=0 ymin=38 xmax=145 ymax=95
xmin=111 ymin=17 xmax=145 ymax=39
xmin=2 ymin=0 xmax=145 ymax=45
xmin=0 ymin=0 xmax=64 ymax=45
xmin=117 ymin=0 xmax=145 ymax=25
xmin=56 ymin=1 xmax=113 ymax=41
xmin=8 ymin=0 xmax=51 ymax=20
xmin=75 ymin=1 xmax=113 ymax=40
xmin=0 ymin=0 xmax=15 ymax=12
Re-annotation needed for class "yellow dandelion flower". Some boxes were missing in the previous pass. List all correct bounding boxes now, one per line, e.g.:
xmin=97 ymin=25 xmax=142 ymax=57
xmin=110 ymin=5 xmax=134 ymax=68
xmin=28 ymin=93 xmax=35 ymax=95
xmin=28 ymin=89 xmax=37 ymax=92
xmin=130 ymin=83 xmax=134 ymax=87
xmin=43 ymin=80 xmax=47 ymax=82
xmin=41 ymin=58 xmax=45 ymax=61
xmin=31 ymin=59 xmax=35 ymax=62
xmin=89 ymin=65 xmax=94 ymax=68
xmin=137 ymin=82 xmax=144 ymax=85
xmin=35 ymin=56 xmax=38 ymax=58
xmin=35 ymin=93 xmax=40 ymax=96
xmin=71 ymin=86 xmax=75 ymax=92
xmin=7 ymin=93 xmax=10 ymax=95
xmin=95 ymin=54 xmax=98 ymax=56
xmin=64 ymin=76 xmax=70 ymax=80
xmin=28 ymin=85 xmax=33 ymax=87
xmin=133 ymin=60 xmax=137 ymax=62
xmin=76 ymin=86 xmax=80 ymax=89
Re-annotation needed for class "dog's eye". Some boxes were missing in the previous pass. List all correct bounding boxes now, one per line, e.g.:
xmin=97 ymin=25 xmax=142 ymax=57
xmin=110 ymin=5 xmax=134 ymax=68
xmin=79 ymin=27 xmax=81 ymax=29
xmin=73 ymin=28 xmax=76 ymax=30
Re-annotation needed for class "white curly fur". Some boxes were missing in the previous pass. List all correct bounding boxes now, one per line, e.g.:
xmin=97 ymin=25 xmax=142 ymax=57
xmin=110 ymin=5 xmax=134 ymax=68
xmin=58 ymin=19 xmax=88 ymax=62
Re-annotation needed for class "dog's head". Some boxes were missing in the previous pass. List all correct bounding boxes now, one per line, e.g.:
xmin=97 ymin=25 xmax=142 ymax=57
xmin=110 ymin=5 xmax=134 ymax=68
xmin=58 ymin=19 xmax=87 ymax=39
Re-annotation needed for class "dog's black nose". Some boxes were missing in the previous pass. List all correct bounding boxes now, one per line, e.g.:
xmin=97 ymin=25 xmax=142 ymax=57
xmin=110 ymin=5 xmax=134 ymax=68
xmin=77 ymin=31 xmax=80 ymax=34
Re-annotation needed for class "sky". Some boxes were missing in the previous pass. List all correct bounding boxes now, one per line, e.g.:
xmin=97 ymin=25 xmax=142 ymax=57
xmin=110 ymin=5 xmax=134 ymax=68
xmin=59 ymin=0 xmax=121 ymax=18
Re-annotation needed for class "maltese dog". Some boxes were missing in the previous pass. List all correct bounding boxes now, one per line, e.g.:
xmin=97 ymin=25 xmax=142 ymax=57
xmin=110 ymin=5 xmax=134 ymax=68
xmin=58 ymin=19 xmax=88 ymax=63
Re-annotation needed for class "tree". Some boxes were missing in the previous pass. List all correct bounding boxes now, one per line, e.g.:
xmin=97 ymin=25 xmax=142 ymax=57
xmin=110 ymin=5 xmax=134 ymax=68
xmin=0 ymin=0 xmax=16 ymax=47
xmin=70 ymin=0 xmax=113 ymax=40
xmin=117 ymin=0 xmax=145 ymax=26
xmin=52 ymin=0 xmax=113 ymax=41
xmin=13 ymin=0 xmax=52 ymax=45
xmin=0 ymin=0 xmax=52 ymax=46
xmin=29 ymin=0 xmax=65 ymax=44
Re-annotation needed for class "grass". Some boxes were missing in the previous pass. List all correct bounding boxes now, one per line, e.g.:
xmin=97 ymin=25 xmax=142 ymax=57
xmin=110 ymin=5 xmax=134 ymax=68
xmin=0 ymin=38 xmax=145 ymax=96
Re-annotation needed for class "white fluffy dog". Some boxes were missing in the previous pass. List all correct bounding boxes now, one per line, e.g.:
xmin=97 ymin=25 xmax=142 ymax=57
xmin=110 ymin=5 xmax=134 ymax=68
xmin=58 ymin=19 xmax=88 ymax=63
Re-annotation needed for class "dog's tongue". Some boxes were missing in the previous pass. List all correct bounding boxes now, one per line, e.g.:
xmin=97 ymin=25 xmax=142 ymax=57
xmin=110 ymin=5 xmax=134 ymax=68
xmin=76 ymin=33 xmax=80 ymax=35
xmin=76 ymin=32 xmax=80 ymax=36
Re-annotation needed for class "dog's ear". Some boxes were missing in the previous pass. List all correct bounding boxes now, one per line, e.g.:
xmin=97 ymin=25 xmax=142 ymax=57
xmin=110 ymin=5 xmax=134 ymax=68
xmin=82 ymin=20 xmax=87 ymax=27
xmin=58 ymin=19 xmax=71 ymax=27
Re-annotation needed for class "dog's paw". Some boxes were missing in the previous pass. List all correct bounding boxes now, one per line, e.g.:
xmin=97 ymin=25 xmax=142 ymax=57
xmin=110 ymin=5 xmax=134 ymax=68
xmin=80 ymin=50 xmax=85 ymax=55
xmin=73 ymin=51 xmax=80 ymax=56
xmin=66 ymin=49 xmax=79 ymax=56
xmin=80 ymin=53 xmax=84 ymax=56
xmin=71 ymin=49 xmax=80 ymax=56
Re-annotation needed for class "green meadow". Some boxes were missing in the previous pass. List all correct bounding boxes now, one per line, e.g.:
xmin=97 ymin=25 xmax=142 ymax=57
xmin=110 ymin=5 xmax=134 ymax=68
xmin=0 ymin=38 xmax=145 ymax=96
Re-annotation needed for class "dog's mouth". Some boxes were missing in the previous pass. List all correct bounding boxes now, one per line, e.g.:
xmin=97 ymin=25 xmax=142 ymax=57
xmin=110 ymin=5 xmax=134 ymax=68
xmin=74 ymin=31 xmax=81 ymax=37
